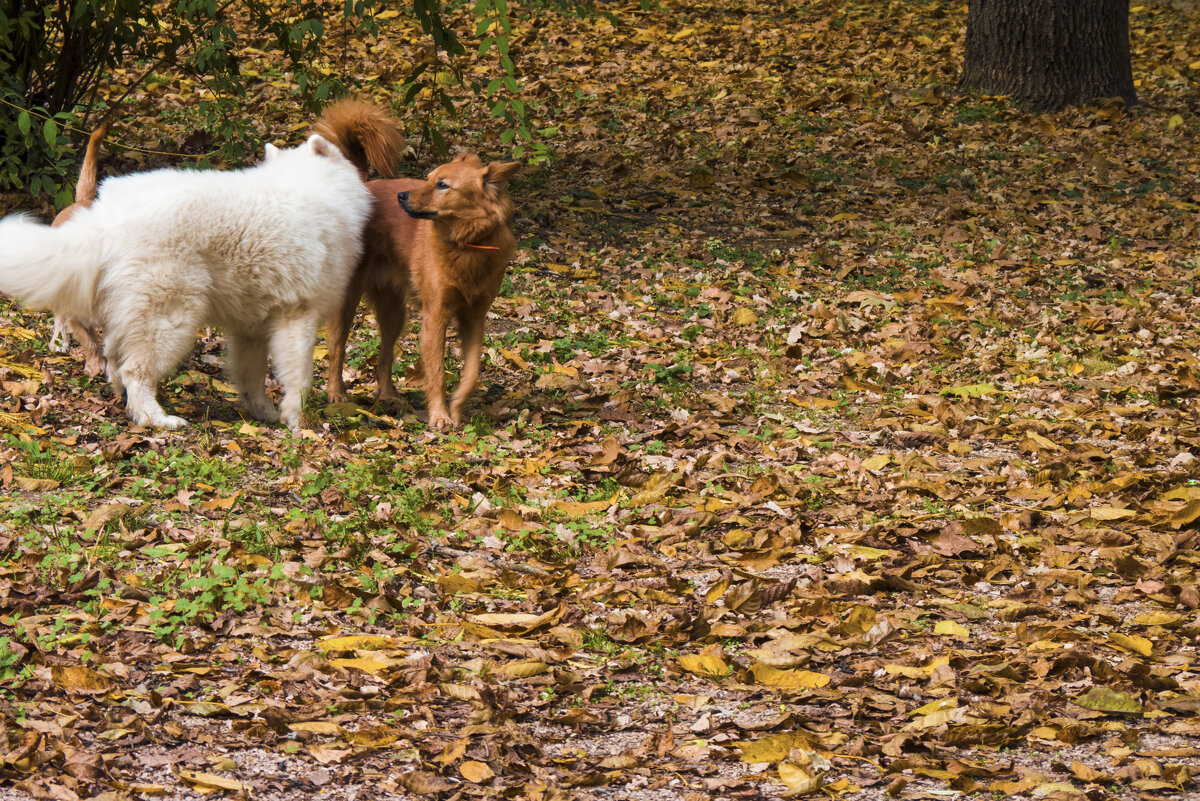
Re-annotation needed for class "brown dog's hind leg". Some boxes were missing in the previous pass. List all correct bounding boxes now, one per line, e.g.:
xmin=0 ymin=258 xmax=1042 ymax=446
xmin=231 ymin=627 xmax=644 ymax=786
xmin=70 ymin=321 xmax=107 ymax=378
xmin=372 ymin=288 xmax=407 ymax=401
xmin=449 ymin=306 xmax=486 ymax=426
xmin=325 ymin=274 xmax=365 ymax=403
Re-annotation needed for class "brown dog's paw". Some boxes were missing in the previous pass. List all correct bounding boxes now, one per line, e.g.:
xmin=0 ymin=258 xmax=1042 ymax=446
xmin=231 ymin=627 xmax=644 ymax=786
xmin=427 ymin=410 xmax=454 ymax=431
xmin=373 ymin=383 xmax=400 ymax=401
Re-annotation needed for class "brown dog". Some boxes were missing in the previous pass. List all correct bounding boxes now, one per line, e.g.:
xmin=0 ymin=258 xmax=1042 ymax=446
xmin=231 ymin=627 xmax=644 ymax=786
xmin=50 ymin=121 xmax=110 ymax=377
xmin=325 ymin=154 xmax=519 ymax=430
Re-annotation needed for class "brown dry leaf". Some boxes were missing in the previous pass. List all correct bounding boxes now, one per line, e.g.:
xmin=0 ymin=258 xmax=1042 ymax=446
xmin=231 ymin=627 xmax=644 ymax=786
xmin=51 ymin=666 xmax=115 ymax=694
xmin=466 ymin=605 xmax=562 ymax=633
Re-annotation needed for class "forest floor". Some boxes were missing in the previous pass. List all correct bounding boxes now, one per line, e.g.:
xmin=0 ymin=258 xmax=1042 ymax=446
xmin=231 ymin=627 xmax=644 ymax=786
xmin=2 ymin=0 xmax=1200 ymax=799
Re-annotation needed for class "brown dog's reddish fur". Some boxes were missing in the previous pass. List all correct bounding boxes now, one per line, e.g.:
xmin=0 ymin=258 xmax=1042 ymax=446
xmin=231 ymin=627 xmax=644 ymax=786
xmin=312 ymin=99 xmax=405 ymax=181
xmin=325 ymin=153 xmax=519 ymax=429
xmin=51 ymin=121 xmax=110 ymax=377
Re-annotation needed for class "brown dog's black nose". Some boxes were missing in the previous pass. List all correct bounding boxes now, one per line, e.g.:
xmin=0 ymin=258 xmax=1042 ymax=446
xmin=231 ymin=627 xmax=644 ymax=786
xmin=397 ymin=191 xmax=438 ymax=220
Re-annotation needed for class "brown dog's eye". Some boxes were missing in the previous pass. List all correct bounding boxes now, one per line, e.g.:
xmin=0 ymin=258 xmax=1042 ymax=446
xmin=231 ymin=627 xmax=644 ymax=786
xmin=436 ymin=180 xmax=450 ymax=190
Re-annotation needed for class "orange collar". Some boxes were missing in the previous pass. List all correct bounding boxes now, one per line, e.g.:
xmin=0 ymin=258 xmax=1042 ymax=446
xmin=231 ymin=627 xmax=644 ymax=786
xmin=463 ymin=242 xmax=500 ymax=251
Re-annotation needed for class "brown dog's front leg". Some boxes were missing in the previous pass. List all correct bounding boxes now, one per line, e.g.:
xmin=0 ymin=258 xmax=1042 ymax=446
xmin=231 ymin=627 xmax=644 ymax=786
xmin=420 ymin=306 xmax=452 ymax=430
xmin=449 ymin=307 xmax=486 ymax=426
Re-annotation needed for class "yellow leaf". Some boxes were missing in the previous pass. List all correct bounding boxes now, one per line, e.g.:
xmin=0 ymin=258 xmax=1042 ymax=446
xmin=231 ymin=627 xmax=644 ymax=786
xmin=1132 ymin=611 xmax=1187 ymax=627
xmin=502 ymin=660 xmax=549 ymax=679
xmin=1109 ymin=632 xmax=1153 ymax=656
xmin=0 ymin=357 xmax=41 ymax=377
xmin=498 ymin=348 xmax=532 ymax=370
xmin=376 ymin=9 xmax=400 ymax=19
xmin=289 ymin=721 xmax=344 ymax=735
xmin=1169 ymin=499 xmax=1200 ymax=528
xmin=330 ymin=657 xmax=389 ymax=674
xmin=911 ymin=697 xmax=957 ymax=716
xmin=678 ymin=652 xmax=728 ymax=679
xmin=934 ymin=620 xmax=969 ymax=638
xmin=317 ymin=635 xmax=408 ymax=651
xmin=847 ymin=545 xmax=891 ymax=561
xmin=731 ymin=307 xmax=759 ymax=326
xmin=460 ymin=760 xmax=495 ymax=783
xmin=628 ymin=471 xmax=678 ymax=506
xmin=125 ymin=784 xmax=167 ymax=795
xmin=178 ymin=770 xmax=244 ymax=792
xmin=735 ymin=731 xmax=818 ymax=763
xmin=837 ymin=604 xmax=876 ymax=636
xmin=884 ymin=654 xmax=949 ymax=678
xmin=1168 ymin=114 xmax=1183 ymax=130
xmin=1089 ymin=506 xmax=1136 ymax=521
xmin=750 ymin=662 xmax=829 ymax=689
xmin=550 ymin=491 xmax=621 ymax=516
xmin=778 ymin=761 xmax=823 ymax=792
xmin=497 ymin=508 xmax=525 ymax=530
xmin=705 ymin=575 xmax=730 ymax=604
xmin=906 ymin=697 xmax=964 ymax=730
xmin=861 ymin=454 xmax=890 ymax=471
xmin=198 ymin=492 xmax=240 ymax=511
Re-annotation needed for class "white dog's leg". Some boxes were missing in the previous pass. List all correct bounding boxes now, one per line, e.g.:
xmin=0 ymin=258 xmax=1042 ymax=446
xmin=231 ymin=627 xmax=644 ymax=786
xmin=269 ymin=315 xmax=319 ymax=432
xmin=227 ymin=331 xmax=279 ymax=423
xmin=104 ymin=339 xmax=124 ymax=400
xmin=122 ymin=380 xmax=187 ymax=430
xmin=109 ymin=299 xmax=199 ymax=431
xmin=50 ymin=316 xmax=72 ymax=353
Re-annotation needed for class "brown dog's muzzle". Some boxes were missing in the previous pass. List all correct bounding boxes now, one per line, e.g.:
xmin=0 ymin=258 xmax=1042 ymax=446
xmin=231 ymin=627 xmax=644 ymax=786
xmin=397 ymin=192 xmax=437 ymax=220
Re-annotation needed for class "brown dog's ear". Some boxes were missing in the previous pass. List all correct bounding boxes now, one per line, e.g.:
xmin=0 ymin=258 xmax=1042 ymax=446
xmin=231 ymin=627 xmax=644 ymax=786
xmin=484 ymin=161 xmax=521 ymax=187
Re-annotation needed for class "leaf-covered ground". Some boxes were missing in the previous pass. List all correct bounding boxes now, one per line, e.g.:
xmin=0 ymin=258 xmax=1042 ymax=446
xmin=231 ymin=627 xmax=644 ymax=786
xmin=2 ymin=1 xmax=1200 ymax=799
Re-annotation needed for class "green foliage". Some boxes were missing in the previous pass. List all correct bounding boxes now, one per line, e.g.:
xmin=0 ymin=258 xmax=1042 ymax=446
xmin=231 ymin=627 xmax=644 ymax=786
xmin=1 ymin=0 xmax=544 ymax=204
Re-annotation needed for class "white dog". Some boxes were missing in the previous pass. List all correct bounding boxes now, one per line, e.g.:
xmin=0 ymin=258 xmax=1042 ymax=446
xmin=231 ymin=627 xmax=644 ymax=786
xmin=0 ymin=134 xmax=371 ymax=430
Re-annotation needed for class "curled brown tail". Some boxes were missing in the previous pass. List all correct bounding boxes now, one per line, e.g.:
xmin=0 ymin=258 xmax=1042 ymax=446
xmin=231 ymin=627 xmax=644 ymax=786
xmin=313 ymin=98 xmax=405 ymax=179
xmin=74 ymin=121 xmax=111 ymax=207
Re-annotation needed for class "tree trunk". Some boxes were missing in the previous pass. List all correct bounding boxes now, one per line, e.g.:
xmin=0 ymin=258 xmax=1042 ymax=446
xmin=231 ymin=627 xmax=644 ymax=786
xmin=958 ymin=0 xmax=1136 ymax=111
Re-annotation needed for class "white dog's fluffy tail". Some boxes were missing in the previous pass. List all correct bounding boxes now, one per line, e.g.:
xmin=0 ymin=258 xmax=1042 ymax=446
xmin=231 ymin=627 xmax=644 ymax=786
xmin=0 ymin=213 xmax=101 ymax=320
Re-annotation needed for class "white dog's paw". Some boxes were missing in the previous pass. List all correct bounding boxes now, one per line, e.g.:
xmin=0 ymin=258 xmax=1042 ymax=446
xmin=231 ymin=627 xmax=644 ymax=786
xmin=245 ymin=400 xmax=280 ymax=423
xmin=160 ymin=415 xmax=189 ymax=430
xmin=129 ymin=407 xmax=189 ymax=430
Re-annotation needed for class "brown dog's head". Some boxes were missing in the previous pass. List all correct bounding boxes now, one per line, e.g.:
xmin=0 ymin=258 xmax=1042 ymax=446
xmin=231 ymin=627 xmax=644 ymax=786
xmin=397 ymin=153 xmax=520 ymax=225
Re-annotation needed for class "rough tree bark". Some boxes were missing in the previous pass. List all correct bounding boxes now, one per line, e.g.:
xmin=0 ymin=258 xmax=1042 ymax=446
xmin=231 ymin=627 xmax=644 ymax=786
xmin=958 ymin=0 xmax=1137 ymax=111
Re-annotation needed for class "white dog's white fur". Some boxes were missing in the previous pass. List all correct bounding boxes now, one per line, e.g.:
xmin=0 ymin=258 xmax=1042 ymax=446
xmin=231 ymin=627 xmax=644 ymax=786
xmin=0 ymin=134 xmax=371 ymax=430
